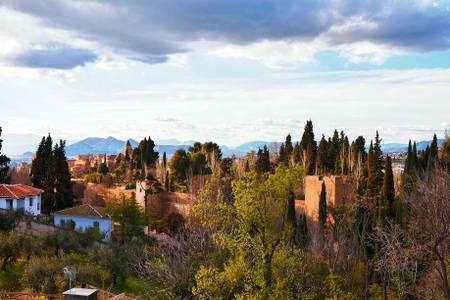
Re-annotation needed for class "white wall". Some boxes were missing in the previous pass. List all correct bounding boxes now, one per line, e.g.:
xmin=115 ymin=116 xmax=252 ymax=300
xmin=0 ymin=194 xmax=41 ymax=216
xmin=24 ymin=194 xmax=41 ymax=215
xmin=53 ymin=214 xmax=112 ymax=240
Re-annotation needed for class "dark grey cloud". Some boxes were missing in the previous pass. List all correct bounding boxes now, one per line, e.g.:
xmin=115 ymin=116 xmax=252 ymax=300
xmin=14 ymin=43 xmax=97 ymax=69
xmin=2 ymin=0 xmax=450 ymax=63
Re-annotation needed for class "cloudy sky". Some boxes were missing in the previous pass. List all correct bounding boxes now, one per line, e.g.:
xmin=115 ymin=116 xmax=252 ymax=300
xmin=1 ymin=0 xmax=449 ymax=153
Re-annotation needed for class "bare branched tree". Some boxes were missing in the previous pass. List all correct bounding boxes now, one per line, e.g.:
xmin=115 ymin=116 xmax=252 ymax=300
xmin=403 ymin=166 xmax=450 ymax=299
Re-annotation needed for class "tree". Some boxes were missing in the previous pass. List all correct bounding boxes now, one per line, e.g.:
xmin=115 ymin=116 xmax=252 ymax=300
xmin=381 ymin=155 xmax=395 ymax=221
xmin=31 ymin=135 xmax=55 ymax=213
xmin=0 ymin=127 xmax=10 ymax=183
xmin=286 ymin=190 xmax=297 ymax=244
xmin=53 ymin=140 xmax=73 ymax=210
xmin=255 ymin=146 xmax=270 ymax=173
xmin=193 ymin=165 xmax=304 ymax=299
xmin=169 ymin=149 xmax=191 ymax=190
xmin=111 ymin=195 xmax=147 ymax=239
xmin=22 ymin=256 xmax=62 ymax=293
xmin=318 ymin=182 xmax=327 ymax=232
xmin=299 ymin=120 xmax=317 ymax=175
xmin=98 ymin=155 xmax=109 ymax=175
xmin=427 ymin=133 xmax=439 ymax=170
xmin=317 ymin=135 xmax=329 ymax=174
xmin=404 ymin=166 xmax=450 ymax=299
xmin=366 ymin=134 xmax=384 ymax=198
xmin=439 ymin=129 xmax=450 ymax=168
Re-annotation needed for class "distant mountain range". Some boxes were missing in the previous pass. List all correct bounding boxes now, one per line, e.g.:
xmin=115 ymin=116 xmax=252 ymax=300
xmin=381 ymin=139 xmax=444 ymax=153
xmin=5 ymin=136 xmax=445 ymax=163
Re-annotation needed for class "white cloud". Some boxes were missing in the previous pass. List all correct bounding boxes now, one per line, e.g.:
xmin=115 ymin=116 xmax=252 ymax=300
xmin=210 ymin=40 xmax=319 ymax=68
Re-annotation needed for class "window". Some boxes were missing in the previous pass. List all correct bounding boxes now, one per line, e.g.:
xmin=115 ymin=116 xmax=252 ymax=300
xmin=93 ymin=221 xmax=99 ymax=229
xmin=37 ymin=201 xmax=40 ymax=210
xmin=29 ymin=197 xmax=33 ymax=207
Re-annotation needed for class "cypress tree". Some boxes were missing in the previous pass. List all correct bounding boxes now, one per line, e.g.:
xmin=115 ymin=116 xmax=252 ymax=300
xmin=162 ymin=152 xmax=167 ymax=168
xmin=292 ymin=142 xmax=301 ymax=164
xmin=382 ymin=155 xmax=395 ymax=220
xmin=286 ymin=190 xmax=297 ymax=243
xmin=427 ymin=134 xmax=438 ymax=170
xmin=318 ymin=182 xmax=327 ymax=231
xmin=53 ymin=140 xmax=73 ymax=210
xmin=366 ymin=132 xmax=384 ymax=197
xmin=284 ymin=133 xmax=294 ymax=158
xmin=299 ymin=120 xmax=317 ymax=175
xmin=164 ymin=171 xmax=170 ymax=192
xmin=298 ymin=213 xmax=309 ymax=247
xmin=98 ymin=157 xmax=109 ymax=175
xmin=329 ymin=130 xmax=340 ymax=173
xmin=278 ymin=143 xmax=286 ymax=165
xmin=366 ymin=141 xmax=378 ymax=197
xmin=316 ymin=135 xmax=329 ymax=174
xmin=0 ymin=127 xmax=10 ymax=183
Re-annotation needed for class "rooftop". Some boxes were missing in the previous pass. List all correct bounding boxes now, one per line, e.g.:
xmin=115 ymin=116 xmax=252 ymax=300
xmin=53 ymin=204 xmax=110 ymax=219
xmin=0 ymin=184 xmax=43 ymax=199
xmin=63 ymin=288 xmax=97 ymax=296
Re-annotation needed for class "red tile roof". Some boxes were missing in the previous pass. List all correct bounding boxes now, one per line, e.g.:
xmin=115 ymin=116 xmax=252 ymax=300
xmin=53 ymin=204 xmax=110 ymax=218
xmin=0 ymin=184 xmax=43 ymax=198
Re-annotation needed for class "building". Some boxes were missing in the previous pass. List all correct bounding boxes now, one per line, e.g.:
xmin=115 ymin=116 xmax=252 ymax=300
xmin=0 ymin=184 xmax=43 ymax=215
xmin=63 ymin=288 xmax=98 ymax=300
xmin=300 ymin=175 xmax=356 ymax=221
xmin=53 ymin=204 xmax=113 ymax=240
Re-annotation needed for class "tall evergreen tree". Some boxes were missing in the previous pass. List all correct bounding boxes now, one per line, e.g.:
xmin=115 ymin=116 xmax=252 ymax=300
xmin=318 ymin=182 xmax=327 ymax=232
xmin=284 ymin=133 xmax=293 ymax=161
xmin=316 ymin=135 xmax=329 ymax=174
xmin=427 ymin=133 xmax=439 ymax=170
xmin=298 ymin=213 xmax=309 ymax=248
xmin=256 ymin=146 xmax=270 ymax=173
xmin=327 ymin=130 xmax=340 ymax=173
xmin=52 ymin=140 xmax=73 ymax=210
xmin=98 ymin=154 xmax=109 ymax=175
xmin=381 ymin=155 xmax=395 ymax=220
xmin=299 ymin=120 xmax=317 ymax=175
xmin=286 ymin=190 xmax=297 ymax=244
xmin=0 ymin=127 xmax=10 ymax=183
xmin=292 ymin=142 xmax=301 ymax=164
xmin=278 ymin=143 xmax=286 ymax=165
xmin=366 ymin=132 xmax=384 ymax=197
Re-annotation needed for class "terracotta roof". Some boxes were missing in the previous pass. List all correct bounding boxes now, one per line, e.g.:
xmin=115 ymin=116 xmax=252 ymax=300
xmin=53 ymin=204 xmax=110 ymax=218
xmin=0 ymin=184 xmax=43 ymax=198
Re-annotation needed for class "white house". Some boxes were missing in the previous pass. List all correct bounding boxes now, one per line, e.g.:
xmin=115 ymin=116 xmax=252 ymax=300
xmin=53 ymin=204 xmax=113 ymax=240
xmin=0 ymin=184 xmax=43 ymax=216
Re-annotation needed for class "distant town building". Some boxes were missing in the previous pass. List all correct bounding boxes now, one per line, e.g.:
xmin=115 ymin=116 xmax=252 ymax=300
xmin=53 ymin=204 xmax=113 ymax=240
xmin=0 ymin=184 xmax=43 ymax=215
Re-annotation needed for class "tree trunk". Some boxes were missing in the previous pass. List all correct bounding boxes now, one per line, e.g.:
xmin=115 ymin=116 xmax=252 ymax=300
xmin=1 ymin=258 xmax=8 ymax=271
xmin=437 ymin=255 xmax=450 ymax=300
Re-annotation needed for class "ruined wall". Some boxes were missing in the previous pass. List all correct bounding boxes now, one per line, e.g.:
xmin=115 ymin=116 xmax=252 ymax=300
xmin=304 ymin=175 xmax=355 ymax=221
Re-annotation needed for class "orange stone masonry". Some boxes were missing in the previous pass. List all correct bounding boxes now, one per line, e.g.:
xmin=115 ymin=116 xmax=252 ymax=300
xmin=298 ymin=175 xmax=356 ymax=221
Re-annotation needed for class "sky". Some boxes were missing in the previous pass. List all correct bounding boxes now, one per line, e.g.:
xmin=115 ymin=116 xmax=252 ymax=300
xmin=0 ymin=0 xmax=450 ymax=154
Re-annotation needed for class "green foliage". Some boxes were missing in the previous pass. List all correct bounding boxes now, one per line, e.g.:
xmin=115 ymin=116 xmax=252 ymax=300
xmin=31 ymin=135 xmax=73 ymax=213
xmin=381 ymin=155 xmax=395 ymax=220
xmin=0 ymin=127 xmax=10 ymax=184
xmin=193 ymin=165 xmax=305 ymax=299
xmin=124 ymin=182 xmax=136 ymax=189
xmin=366 ymin=134 xmax=384 ymax=198
xmin=110 ymin=195 xmax=147 ymax=239
xmin=318 ymin=182 xmax=327 ymax=232
xmin=299 ymin=120 xmax=317 ymax=175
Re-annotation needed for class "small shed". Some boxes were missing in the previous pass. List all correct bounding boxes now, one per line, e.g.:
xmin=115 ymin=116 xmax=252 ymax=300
xmin=63 ymin=288 xmax=98 ymax=300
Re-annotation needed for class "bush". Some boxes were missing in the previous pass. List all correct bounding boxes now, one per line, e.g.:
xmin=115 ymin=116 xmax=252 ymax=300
xmin=124 ymin=182 xmax=136 ymax=190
